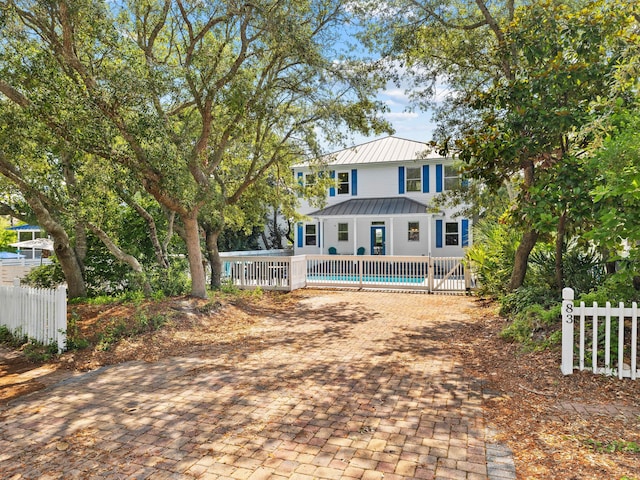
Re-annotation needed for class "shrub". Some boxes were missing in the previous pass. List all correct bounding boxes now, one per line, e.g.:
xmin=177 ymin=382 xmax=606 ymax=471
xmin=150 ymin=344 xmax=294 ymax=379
xmin=22 ymin=261 xmax=65 ymax=288
xmin=501 ymin=303 xmax=562 ymax=349
xmin=466 ymin=220 xmax=520 ymax=297
xmin=500 ymin=284 xmax=560 ymax=317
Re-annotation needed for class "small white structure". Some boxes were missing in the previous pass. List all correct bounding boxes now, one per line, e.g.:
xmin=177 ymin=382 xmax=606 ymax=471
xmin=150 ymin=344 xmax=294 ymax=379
xmin=293 ymin=136 xmax=471 ymax=257
xmin=7 ymin=224 xmax=49 ymax=260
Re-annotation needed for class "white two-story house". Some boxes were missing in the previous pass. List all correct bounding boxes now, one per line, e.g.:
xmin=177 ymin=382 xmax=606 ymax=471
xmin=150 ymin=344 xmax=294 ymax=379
xmin=293 ymin=136 xmax=471 ymax=257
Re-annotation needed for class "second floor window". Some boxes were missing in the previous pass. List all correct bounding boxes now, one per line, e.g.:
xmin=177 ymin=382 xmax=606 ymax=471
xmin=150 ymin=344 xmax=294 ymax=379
xmin=406 ymin=167 xmax=421 ymax=192
xmin=337 ymin=172 xmax=349 ymax=194
xmin=305 ymin=173 xmax=316 ymax=187
xmin=444 ymin=165 xmax=460 ymax=190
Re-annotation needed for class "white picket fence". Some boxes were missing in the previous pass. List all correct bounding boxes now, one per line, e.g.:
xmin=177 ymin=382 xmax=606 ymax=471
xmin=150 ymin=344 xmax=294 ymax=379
xmin=222 ymin=254 xmax=473 ymax=293
xmin=562 ymin=287 xmax=639 ymax=379
xmin=0 ymin=281 xmax=67 ymax=353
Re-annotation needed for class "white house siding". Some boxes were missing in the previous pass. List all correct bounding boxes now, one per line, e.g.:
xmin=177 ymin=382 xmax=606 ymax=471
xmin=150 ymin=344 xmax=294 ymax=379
xmin=292 ymin=137 xmax=471 ymax=257
xmin=295 ymin=216 xmax=471 ymax=257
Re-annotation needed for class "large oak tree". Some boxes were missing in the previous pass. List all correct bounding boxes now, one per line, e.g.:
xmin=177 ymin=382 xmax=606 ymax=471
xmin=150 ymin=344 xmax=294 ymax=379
xmin=0 ymin=0 xmax=388 ymax=297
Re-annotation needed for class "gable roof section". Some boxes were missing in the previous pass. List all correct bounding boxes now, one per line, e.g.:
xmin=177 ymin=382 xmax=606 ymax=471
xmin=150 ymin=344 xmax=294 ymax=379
xmin=322 ymin=136 xmax=440 ymax=166
xmin=309 ymin=197 xmax=428 ymax=217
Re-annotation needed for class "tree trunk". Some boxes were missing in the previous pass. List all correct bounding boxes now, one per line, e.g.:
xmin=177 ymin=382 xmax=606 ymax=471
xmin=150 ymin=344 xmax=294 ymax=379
xmin=555 ymin=211 xmax=567 ymax=291
xmin=181 ymin=213 xmax=207 ymax=298
xmin=73 ymin=221 xmax=87 ymax=275
xmin=271 ymin=208 xmax=283 ymax=249
xmin=205 ymin=226 xmax=223 ymax=289
xmin=508 ymin=229 xmax=539 ymax=291
xmin=124 ymin=194 xmax=169 ymax=269
xmin=508 ymin=159 xmax=538 ymax=291
xmin=53 ymin=234 xmax=87 ymax=299
xmin=28 ymin=197 xmax=87 ymax=298
xmin=87 ymin=223 xmax=152 ymax=296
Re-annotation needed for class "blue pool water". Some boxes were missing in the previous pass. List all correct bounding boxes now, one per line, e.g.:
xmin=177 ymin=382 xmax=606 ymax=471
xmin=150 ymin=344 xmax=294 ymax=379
xmin=307 ymin=274 xmax=425 ymax=284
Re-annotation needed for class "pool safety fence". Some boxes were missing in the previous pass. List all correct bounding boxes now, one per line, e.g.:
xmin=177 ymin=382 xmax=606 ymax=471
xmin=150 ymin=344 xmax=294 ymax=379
xmin=222 ymin=254 xmax=473 ymax=293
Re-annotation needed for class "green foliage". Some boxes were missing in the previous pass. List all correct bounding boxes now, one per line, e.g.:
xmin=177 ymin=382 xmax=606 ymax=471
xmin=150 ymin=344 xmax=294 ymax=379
xmin=0 ymin=325 xmax=58 ymax=361
xmin=528 ymin=243 xmax=604 ymax=295
xmin=96 ymin=309 xmax=171 ymax=351
xmin=148 ymin=259 xmax=191 ymax=297
xmin=0 ymin=217 xmax=17 ymax=250
xmin=500 ymin=285 xmax=560 ymax=317
xmin=588 ymin=111 xmax=640 ymax=261
xmin=583 ymin=438 xmax=640 ymax=455
xmin=220 ymin=279 xmax=241 ymax=295
xmin=1 ymin=0 xmax=391 ymax=298
xmin=22 ymin=261 xmax=65 ymax=289
xmin=578 ymin=270 xmax=640 ymax=306
xmin=65 ymin=311 xmax=89 ymax=351
xmin=22 ymin=341 xmax=59 ymax=363
xmin=466 ymin=219 xmax=521 ymax=297
xmin=500 ymin=303 xmax=562 ymax=349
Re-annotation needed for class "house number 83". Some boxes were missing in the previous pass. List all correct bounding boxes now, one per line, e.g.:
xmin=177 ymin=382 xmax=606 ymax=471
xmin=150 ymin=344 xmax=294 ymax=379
xmin=564 ymin=303 xmax=573 ymax=324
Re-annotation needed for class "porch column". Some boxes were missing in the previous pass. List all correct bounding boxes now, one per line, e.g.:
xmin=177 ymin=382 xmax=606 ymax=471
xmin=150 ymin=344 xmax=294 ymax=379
xmin=389 ymin=217 xmax=394 ymax=255
xmin=353 ymin=218 xmax=357 ymax=255
xmin=427 ymin=214 xmax=433 ymax=257
xmin=319 ymin=218 xmax=324 ymax=254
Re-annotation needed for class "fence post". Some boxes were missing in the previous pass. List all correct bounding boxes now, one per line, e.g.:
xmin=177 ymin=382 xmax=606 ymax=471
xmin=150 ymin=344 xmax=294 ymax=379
xmin=561 ymin=287 xmax=575 ymax=375
xmin=427 ymin=256 xmax=434 ymax=293
xmin=56 ymin=285 xmax=67 ymax=353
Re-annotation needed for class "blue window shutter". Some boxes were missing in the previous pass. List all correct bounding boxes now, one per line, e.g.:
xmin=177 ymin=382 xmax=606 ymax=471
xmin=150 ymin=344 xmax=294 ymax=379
xmin=422 ymin=165 xmax=430 ymax=193
xmin=462 ymin=219 xmax=469 ymax=247
xmin=329 ymin=170 xmax=335 ymax=197
xmin=398 ymin=167 xmax=405 ymax=194
xmin=435 ymin=219 xmax=443 ymax=248
xmin=351 ymin=169 xmax=358 ymax=196
xmin=436 ymin=164 xmax=443 ymax=192
xmin=297 ymin=172 xmax=303 ymax=197
xmin=297 ymin=223 xmax=303 ymax=248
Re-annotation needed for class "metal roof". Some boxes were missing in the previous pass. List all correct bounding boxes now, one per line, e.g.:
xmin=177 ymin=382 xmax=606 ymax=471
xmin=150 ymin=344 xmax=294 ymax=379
xmin=321 ymin=136 xmax=441 ymax=166
xmin=309 ymin=197 xmax=428 ymax=217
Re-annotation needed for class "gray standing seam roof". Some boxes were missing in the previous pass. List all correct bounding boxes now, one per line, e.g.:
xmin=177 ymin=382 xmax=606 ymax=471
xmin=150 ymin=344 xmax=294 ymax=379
xmin=309 ymin=197 xmax=428 ymax=217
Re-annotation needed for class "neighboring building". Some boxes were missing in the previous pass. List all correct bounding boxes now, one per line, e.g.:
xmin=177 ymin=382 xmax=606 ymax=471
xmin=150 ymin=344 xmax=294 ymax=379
xmin=6 ymin=224 xmax=47 ymax=260
xmin=293 ymin=136 xmax=471 ymax=257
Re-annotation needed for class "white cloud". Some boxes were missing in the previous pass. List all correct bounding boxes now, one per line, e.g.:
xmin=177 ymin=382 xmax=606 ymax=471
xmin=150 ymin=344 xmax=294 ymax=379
xmin=384 ymin=111 xmax=419 ymax=121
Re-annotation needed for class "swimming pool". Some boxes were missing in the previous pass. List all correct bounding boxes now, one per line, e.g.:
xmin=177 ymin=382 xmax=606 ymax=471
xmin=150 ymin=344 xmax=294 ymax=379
xmin=307 ymin=274 xmax=426 ymax=284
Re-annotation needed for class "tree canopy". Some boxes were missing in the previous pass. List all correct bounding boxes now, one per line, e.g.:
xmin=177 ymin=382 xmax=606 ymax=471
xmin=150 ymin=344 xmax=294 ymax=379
xmin=0 ymin=0 xmax=390 ymax=297
xmin=358 ymin=0 xmax=639 ymax=291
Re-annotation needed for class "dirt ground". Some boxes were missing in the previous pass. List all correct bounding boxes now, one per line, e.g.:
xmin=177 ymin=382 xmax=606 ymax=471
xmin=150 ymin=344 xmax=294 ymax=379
xmin=1 ymin=290 xmax=639 ymax=479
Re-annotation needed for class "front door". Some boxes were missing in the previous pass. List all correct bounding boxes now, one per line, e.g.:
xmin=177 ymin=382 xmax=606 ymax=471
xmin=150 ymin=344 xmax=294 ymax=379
xmin=370 ymin=226 xmax=386 ymax=255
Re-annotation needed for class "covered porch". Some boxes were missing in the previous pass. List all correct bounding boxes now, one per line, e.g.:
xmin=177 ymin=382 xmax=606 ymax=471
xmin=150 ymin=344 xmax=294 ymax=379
xmin=297 ymin=197 xmax=447 ymax=257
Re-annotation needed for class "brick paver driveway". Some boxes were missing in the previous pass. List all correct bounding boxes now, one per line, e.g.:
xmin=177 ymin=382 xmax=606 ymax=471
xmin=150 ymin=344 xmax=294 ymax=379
xmin=0 ymin=290 xmax=515 ymax=479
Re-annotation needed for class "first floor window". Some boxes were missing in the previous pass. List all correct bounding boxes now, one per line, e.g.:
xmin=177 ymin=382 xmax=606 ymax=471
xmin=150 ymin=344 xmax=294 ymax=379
xmin=445 ymin=222 xmax=459 ymax=246
xmin=338 ymin=223 xmax=349 ymax=241
xmin=408 ymin=222 xmax=419 ymax=241
xmin=305 ymin=224 xmax=317 ymax=246
xmin=406 ymin=167 xmax=421 ymax=192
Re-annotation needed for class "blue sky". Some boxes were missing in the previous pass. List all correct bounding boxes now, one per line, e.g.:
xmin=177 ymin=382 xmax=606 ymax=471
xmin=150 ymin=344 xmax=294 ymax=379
xmin=330 ymin=17 xmax=440 ymax=149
